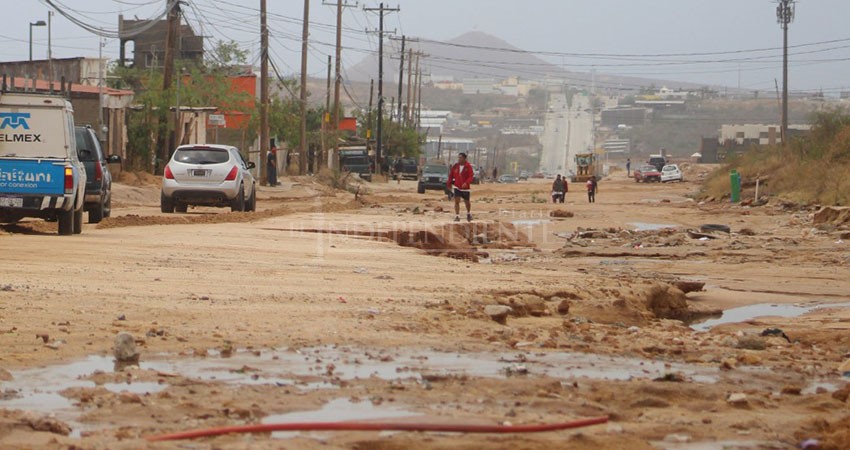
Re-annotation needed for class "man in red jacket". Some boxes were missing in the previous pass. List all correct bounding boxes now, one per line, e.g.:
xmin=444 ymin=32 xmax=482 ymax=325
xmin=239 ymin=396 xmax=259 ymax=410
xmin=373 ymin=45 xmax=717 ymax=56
xmin=447 ymin=152 xmax=475 ymax=222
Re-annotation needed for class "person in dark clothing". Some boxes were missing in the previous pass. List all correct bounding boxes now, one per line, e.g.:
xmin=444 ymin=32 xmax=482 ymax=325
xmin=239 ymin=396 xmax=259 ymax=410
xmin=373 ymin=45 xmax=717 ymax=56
xmin=492 ymin=166 xmax=498 ymax=182
xmin=626 ymin=158 xmax=631 ymax=177
xmin=551 ymin=174 xmax=566 ymax=203
xmin=267 ymin=147 xmax=278 ymax=186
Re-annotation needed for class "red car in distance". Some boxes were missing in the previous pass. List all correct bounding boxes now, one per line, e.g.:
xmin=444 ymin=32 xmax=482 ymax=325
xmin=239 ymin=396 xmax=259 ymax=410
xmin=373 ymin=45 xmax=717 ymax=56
xmin=634 ymin=165 xmax=661 ymax=183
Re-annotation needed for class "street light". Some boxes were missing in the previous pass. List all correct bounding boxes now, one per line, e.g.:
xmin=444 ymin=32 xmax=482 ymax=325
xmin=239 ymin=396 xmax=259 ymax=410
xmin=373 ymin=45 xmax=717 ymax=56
xmin=29 ymin=20 xmax=46 ymax=61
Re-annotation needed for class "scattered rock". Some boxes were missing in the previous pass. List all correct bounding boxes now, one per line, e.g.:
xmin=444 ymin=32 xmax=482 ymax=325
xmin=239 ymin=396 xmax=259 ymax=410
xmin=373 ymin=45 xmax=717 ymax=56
xmin=738 ymin=228 xmax=757 ymax=236
xmin=781 ymin=385 xmax=802 ymax=395
xmin=484 ymin=305 xmax=512 ymax=325
xmin=631 ymin=397 xmax=671 ymax=408
xmin=736 ymin=337 xmax=767 ymax=351
xmin=556 ymin=300 xmax=571 ymax=315
xmin=117 ymin=314 xmax=126 ymax=321
xmin=653 ymin=372 xmax=685 ymax=382
xmin=645 ymin=284 xmax=690 ymax=321
xmin=813 ymin=206 xmax=850 ymax=226
xmin=434 ymin=206 xmax=444 ymax=212
xmin=113 ymin=332 xmax=140 ymax=363
xmin=35 ymin=333 xmax=49 ymax=344
xmin=24 ymin=413 xmax=71 ymax=435
xmin=727 ymin=392 xmax=749 ymax=407
xmin=674 ymin=280 xmax=705 ymax=294
xmin=663 ymin=434 xmax=691 ymax=443
xmin=550 ymin=210 xmax=574 ymax=218
xmin=721 ymin=358 xmax=737 ymax=370
xmin=472 ymin=234 xmax=490 ymax=245
xmin=0 ymin=368 xmax=13 ymax=381
xmin=832 ymin=384 xmax=850 ymax=402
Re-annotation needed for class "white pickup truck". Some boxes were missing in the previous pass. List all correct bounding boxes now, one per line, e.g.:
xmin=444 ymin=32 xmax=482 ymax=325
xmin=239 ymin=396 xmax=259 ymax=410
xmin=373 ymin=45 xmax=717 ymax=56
xmin=0 ymin=92 xmax=87 ymax=235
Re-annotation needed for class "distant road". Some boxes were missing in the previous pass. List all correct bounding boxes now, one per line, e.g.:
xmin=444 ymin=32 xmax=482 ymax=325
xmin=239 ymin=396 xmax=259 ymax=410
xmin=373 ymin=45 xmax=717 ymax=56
xmin=540 ymin=92 xmax=594 ymax=176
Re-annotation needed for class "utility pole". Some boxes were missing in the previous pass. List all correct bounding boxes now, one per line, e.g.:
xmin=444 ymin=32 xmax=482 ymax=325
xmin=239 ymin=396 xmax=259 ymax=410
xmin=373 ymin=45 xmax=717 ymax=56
xmin=322 ymin=54 xmax=331 ymax=169
xmin=365 ymin=2 xmax=399 ymax=175
xmin=325 ymin=0 xmax=355 ymax=170
xmin=416 ymin=57 xmax=423 ymax=129
xmin=156 ymin=0 xmax=180 ymax=173
xmin=405 ymin=47 xmax=413 ymax=126
xmin=260 ymin=0 xmax=270 ymax=183
xmin=299 ymin=0 xmax=310 ymax=175
xmin=367 ymin=79 xmax=374 ymax=145
xmin=396 ymin=35 xmax=405 ymax=124
xmin=776 ymin=0 xmax=795 ymax=145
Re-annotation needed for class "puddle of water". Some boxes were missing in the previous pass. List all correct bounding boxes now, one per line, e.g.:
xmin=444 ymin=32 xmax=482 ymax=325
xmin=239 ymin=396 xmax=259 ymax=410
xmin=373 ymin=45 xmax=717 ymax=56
xmin=262 ymin=397 xmax=420 ymax=439
xmin=651 ymin=439 xmax=782 ymax=450
xmin=0 ymin=346 xmax=742 ymax=437
xmin=511 ymin=219 xmax=551 ymax=226
xmin=802 ymin=381 xmax=840 ymax=395
xmin=691 ymin=301 xmax=850 ymax=332
xmin=629 ymin=222 xmax=678 ymax=231
xmin=102 ymin=382 xmax=168 ymax=395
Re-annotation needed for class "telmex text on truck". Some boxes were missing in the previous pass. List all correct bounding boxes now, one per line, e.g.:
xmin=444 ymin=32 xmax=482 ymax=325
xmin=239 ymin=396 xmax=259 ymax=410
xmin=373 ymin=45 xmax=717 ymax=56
xmin=0 ymin=92 xmax=87 ymax=235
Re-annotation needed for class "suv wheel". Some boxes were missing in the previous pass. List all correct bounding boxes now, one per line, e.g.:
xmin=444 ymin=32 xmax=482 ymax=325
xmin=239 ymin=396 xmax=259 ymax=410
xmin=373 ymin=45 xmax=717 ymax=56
xmin=231 ymin=185 xmax=245 ymax=212
xmin=160 ymin=192 xmax=174 ymax=213
xmin=89 ymin=198 xmax=104 ymax=224
xmin=175 ymin=202 xmax=188 ymax=213
xmin=103 ymin=194 xmax=112 ymax=218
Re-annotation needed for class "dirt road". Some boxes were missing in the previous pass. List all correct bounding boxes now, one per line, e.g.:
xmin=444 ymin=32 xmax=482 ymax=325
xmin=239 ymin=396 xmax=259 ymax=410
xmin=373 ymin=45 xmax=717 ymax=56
xmin=0 ymin=168 xmax=848 ymax=449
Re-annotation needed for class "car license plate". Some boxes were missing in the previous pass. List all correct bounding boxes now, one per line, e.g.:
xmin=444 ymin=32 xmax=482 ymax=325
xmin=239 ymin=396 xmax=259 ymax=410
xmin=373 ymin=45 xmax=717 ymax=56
xmin=0 ymin=197 xmax=23 ymax=207
xmin=192 ymin=169 xmax=207 ymax=177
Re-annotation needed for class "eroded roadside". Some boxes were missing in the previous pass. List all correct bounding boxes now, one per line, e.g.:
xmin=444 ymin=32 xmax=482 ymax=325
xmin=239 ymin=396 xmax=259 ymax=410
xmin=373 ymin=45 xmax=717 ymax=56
xmin=0 ymin=174 xmax=848 ymax=449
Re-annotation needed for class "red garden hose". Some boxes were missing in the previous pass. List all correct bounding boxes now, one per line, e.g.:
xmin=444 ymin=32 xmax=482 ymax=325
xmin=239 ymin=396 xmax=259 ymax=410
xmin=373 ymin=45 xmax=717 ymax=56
xmin=146 ymin=416 xmax=609 ymax=442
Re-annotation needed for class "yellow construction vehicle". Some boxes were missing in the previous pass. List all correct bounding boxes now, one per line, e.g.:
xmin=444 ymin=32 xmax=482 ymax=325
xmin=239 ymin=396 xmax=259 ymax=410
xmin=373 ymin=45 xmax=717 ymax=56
xmin=573 ymin=152 xmax=598 ymax=182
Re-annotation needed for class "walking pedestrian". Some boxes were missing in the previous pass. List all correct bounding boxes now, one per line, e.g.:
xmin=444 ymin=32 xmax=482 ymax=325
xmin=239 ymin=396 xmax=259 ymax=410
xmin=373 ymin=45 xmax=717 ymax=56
xmin=267 ymin=147 xmax=278 ymax=186
xmin=626 ymin=158 xmax=631 ymax=177
xmin=492 ymin=166 xmax=498 ymax=182
xmin=551 ymin=174 xmax=566 ymax=203
xmin=448 ymin=153 xmax=475 ymax=222
xmin=394 ymin=158 xmax=403 ymax=184
xmin=586 ymin=176 xmax=597 ymax=203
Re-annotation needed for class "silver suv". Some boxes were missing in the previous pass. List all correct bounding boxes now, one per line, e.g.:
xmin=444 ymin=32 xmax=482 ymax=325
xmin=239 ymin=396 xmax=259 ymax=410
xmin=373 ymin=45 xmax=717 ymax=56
xmin=161 ymin=144 xmax=256 ymax=213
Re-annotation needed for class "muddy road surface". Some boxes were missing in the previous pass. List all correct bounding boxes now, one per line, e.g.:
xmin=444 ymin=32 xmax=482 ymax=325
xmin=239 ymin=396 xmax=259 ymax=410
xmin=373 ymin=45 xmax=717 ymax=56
xmin=0 ymin=168 xmax=849 ymax=449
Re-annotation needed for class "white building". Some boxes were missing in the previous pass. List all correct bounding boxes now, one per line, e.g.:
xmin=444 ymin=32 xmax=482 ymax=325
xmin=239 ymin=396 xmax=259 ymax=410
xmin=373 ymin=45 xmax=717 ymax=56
xmin=720 ymin=124 xmax=811 ymax=145
xmin=462 ymin=78 xmax=496 ymax=95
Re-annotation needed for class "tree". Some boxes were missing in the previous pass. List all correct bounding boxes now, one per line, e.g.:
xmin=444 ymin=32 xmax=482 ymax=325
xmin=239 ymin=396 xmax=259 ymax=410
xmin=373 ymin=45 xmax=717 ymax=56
xmin=206 ymin=40 xmax=249 ymax=74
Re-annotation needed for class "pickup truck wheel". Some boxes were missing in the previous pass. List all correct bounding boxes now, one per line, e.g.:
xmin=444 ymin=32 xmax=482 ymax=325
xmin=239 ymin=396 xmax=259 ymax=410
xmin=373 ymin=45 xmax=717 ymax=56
xmin=73 ymin=208 xmax=83 ymax=234
xmin=175 ymin=203 xmax=188 ymax=213
xmin=160 ymin=192 xmax=174 ymax=213
xmin=58 ymin=208 xmax=74 ymax=235
xmin=88 ymin=199 xmax=104 ymax=224
xmin=231 ymin=185 xmax=245 ymax=212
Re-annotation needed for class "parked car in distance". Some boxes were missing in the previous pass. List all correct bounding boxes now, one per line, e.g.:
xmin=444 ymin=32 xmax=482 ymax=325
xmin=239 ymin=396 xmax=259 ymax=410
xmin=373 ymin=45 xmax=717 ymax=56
xmin=417 ymin=164 xmax=450 ymax=194
xmin=518 ymin=170 xmax=529 ymax=181
xmin=75 ymin=125 xmax=118 ymax=223
xmin=531 ymin=172 xmax=545 ymax=179
xmin=634 ymin=165 xmax=661 ymax=183
xmin=498 ymin=174 xmax=518 ymax=184
xmin=660 ymin=164 xmax=684 ymax=183
xmin=161 ymin=144 xmax=257 ymax=213
xmin=648 ymin=155 xmax=668 ymax=171
xmin=399 ymin=158 xmax=419 ymax=180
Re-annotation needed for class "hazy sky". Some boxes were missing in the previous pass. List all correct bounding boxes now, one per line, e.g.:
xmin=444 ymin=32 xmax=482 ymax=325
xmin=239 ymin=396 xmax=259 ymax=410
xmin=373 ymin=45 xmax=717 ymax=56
xmin=6 ymin=1 xmax=849 ymax=94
